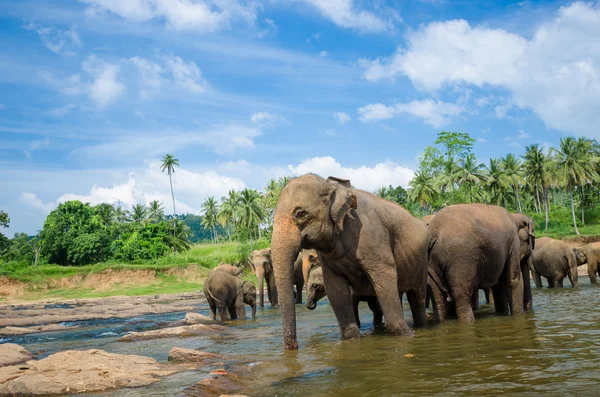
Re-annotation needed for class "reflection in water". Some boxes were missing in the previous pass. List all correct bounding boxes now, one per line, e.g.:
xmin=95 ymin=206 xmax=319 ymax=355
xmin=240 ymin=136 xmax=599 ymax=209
xmin=12 ymin=281 xmax=600 ymax=396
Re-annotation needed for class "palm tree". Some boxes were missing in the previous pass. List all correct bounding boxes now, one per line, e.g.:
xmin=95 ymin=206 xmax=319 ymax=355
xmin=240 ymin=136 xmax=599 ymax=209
xmin=95 ymin=203 xmax=115 ymax=226
xmin=167 ymin=219 xmax=192 ymax=252
xmin=161 ymin=154 xmax=180 ymax=235
xmin=408 ymin=171 xmax=439 ymax=214
xmin=484 ymin=158 xmax=510 ymax=206
xmin=201 ymin=197 xmax=220 ymax=249
xmin=218 ymin=190 xmax=242 ymax=244
xmin=575 ymin=137 xmax=599 ymax=225
xmin=523 ymin=144 xmax=552 ymax=230
xmin=239 ymin=188 xmax=265 ymax=250
xmin=437 ymin=159 xmax=458 ymax=193
xmin=502 ymin=154 xmax=524 ymax=212
xmin=454 ymin=154 xmax=486 ymax=203
xmin=375 ymin=186 xmax=390 ymax=199
xmin=113 ymin=204 xmax=129 ymax=223
xmin=130 ymin=204 xmax=148 ymax=223
xmin=552 ymin=137 xmax=597 ymax=235
xmin=148 ymin=200 xmax=165 ymax=223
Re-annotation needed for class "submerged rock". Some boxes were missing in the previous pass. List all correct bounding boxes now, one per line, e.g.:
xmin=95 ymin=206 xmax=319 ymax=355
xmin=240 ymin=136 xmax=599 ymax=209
xmin=118 ymin=324 xmax=226 ymax=342
xmin=0 ymin=349 xmax=181 ymax=396
xmin=0 ymin=344 xmax=33 ymax=367
xmin=185 ymin=312 xmax=223 ymax=326
xmin=0 ymin=324 xmax=78 ymax=336
xmin=168 ymin=348 xmax=222 ymax=363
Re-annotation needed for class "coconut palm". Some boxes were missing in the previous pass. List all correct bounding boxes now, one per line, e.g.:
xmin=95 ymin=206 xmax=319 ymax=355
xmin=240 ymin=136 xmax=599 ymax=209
xmin=148 ymin=200 xmax=165 ymax=223
xmin=454 ymin=154 xmax=486 ymax=203
xmin=218 ymin=190 xmax=242 ymax=245
xmin=130 ymin=204 xmax=148 ymax=223
xmin=575 ymin=137 xmax=599 ymax=225
xmin=523 ymin=144 xmax=552 ymax=230
xmin=502 ymin=153 xmax=524 ymax=212
xmin=239 ymin=188 xmax=265 ymax=250
xmin=408 ymin=171 xmax=439 ymax=214
xmin=201 ymin=197 xmax=220 ymax=249
xmin=484 ymin=158 xmax=510 ymax=206
xmin=167 ymin=219 xmax=192 ymax=252
xmin=161 ymin=154 xmax=180 ymax=235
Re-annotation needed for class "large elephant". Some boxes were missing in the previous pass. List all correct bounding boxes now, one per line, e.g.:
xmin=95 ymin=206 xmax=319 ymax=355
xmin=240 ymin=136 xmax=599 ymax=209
xmin=531 ymin=237 xmax=582 ymax=288
xmin=204 ymin=268 xmax=257 ymax=321
xmin=427 ymin=204 xmax=535 ymax=323
xmin=575 ymin=242 xmax=600 ymax=284
xmin=249 ymin=248 xmax=304 ymax=308
xmin=271 ymin=174 xmax=428 ymax=350
xmin=303 ymin=250 xmax=383 ymax=327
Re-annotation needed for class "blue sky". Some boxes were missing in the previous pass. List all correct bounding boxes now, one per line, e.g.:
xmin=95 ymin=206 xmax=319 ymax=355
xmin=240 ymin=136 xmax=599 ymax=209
xmin=1 ymin=0 xmax=599 ymax=235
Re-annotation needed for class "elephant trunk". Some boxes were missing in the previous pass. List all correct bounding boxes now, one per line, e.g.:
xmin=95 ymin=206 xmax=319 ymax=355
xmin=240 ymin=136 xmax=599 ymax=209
xmin=271 ymin=213 xmax=301 ymax=350
xmin=256 ymin=268 xmax=265 ymax=308
xmin=522 ymin=256 xmax=533 ymax=311
xmin=306 ymin=294 xmax=317 ymax=310
xmin=251 ymin=302 xmax=257 ymax=319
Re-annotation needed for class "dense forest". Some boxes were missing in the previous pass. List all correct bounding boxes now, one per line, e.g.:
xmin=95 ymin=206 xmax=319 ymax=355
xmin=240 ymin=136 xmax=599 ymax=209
xmin=2 ymin=131 xmax=600 ymax=268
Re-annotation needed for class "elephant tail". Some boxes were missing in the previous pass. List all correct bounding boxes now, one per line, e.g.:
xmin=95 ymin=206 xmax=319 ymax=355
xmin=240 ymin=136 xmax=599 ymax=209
xmin=204 ymin=285 xmax=222 ymax=304
xmin=426 ymin=235 xmax=452 ymax=302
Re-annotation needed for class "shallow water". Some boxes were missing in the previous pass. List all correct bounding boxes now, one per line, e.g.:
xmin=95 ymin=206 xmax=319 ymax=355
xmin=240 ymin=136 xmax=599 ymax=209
xmin=9 ymin=280 xmax=600 ymax=396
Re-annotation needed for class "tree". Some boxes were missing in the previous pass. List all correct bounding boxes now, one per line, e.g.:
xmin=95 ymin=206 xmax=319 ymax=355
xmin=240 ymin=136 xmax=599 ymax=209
xmin=375 ymin=185 xmax=407 ymax=206
xmin=148 ymin=200 xmax=165 ymax=223
xmin=239 ymin=188 xmax=265 ymax=250
xmin=523 ymin=144 xmax=552 ymax=230
xmin=201 ymin=197 xmax=220 ymax=249
xmin=130 ymin=204 xmax=148 ymax=223
xmin=408 ymin=172 xmax=439 ymax=214
xmin=114 ymin=205 xmax=129 ymax=223
xmin=552 ymin=137 xmax=597 ymax=235
xmin=166 ymin=219 xmax=192 ymax=252
xmin=0 ymin=210 xmax=9 ymax=228
xmin=435 ymin=131 xmax=476 ymax=161
xmin=161 ymin=154 xmax=180 ymax=236
xmin=484 ymin=158 xmax=510 ymax=206
xmin=218 ymin=190 xmax=242 ymax=245
xmin=454 ymin=154 xmax=486 ymax=203
xmin=502 ymin=154 xmax=524 ymax=212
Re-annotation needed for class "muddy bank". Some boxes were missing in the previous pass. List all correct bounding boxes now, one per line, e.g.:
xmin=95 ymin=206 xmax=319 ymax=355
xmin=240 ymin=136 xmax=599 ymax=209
xmin=0 ymin=293 xmax=207 ymax=331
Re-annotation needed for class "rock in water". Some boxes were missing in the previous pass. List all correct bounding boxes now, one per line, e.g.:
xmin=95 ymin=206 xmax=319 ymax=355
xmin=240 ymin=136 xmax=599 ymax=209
xmin=168 ymin=348 xmax=222 ymax=363
xmin=118 ymin=324 xmax=226 ymax=342
xmin=0 ymin=349 xmax=181 ymax=395
xmin=185 ymin=312 xmax=223 ymax=325
xmin=0 ymin=344 xmax=33 ymax=367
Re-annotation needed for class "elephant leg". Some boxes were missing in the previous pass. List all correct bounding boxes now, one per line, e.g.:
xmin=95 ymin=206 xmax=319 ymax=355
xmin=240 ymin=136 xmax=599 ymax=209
xmin=547 ymin=277 xmax=555 ymax=288
xmin=367 ymin=298 xmax=383 ymax=326
xmin=453 ymin=290 xmax=475 ymax=322
xmin=322 ymin=265 xmax=360 ymax=340
xmin=471 ymin=290 xmax=480 ymax=310
xmin=429 ymin=283 xmax=447 ymax=323
xmin=228 ymin=303 xmax=238 ymax=320
xmin=217 ymin=304 xmax=229 ymax=322
xmin=406 ymin=287 xmax=427 ymax=328
xmin=208 ymin=303 xmax=217 ymax=320
xmin=295 ymin=279 xmax=304 ymax=304
xmin=533 ymin=270 xmax=543 ymax=288
xmin=506 ymin=253 xmax=525 ymax=316
xmin=369 ymin=267 xmax=412 ymax=335
xmin=556 ymin=278 xmax=564 ymax=288
xmin=568 ymin=272 xmax=577 ymax=288
xmin=235 ymin=293 xmax=246 ymax=320
xmin=589 ymin=261 xmax=598 ymax=284
xmin=425 ymin=286 xmax=431 ymax=309
xmin=267 ymin=273 xmax=279 ymax=307
xmin=484 ymin=288 xmax=491 ymax=304
xmin=352 ymin=294 xmax=361 ymax=328
xmin=492 ymin=283 xmax=509 ymax=315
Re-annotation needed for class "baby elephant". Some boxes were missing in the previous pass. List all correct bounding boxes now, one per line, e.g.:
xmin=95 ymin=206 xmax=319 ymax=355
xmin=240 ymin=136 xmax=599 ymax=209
xmin=532 ymin=237 xmax=582 ymax=288
xmin=204 ymin=268 xmax=257 ymax=321
xmin=303 ymin=250 xmax=383 ymax=327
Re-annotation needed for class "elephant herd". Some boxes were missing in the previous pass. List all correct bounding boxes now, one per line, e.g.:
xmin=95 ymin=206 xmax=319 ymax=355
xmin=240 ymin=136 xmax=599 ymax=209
xmin=206 ymin=174 xmax=600 ymax=350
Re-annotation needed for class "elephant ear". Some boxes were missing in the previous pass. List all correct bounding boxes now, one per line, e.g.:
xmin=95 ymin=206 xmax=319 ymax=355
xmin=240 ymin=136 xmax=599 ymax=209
xmin=327 ymin=176 xmax=352 ymax=188
xmin=328 ymin=181 xmax=357 ymax=232
xmin=512 ymin=214 xmax=535 ymax=251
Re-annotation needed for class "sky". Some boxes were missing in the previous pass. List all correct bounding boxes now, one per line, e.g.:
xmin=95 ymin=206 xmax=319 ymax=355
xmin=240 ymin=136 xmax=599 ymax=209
xmin=1 ymin=0 xmax=600 ymax=236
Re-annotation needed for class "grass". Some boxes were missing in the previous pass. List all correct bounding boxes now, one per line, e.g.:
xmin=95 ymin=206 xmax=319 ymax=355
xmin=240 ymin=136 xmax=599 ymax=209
xmin=0 ymin=240 xmax=271 ymax=301
xmin=532 ymin=207 xmax=600 ymax=240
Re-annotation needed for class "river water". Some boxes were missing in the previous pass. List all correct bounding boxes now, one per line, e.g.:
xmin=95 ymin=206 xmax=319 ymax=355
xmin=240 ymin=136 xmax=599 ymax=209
xmin=5 ymin=280 xmax=600 ymax=396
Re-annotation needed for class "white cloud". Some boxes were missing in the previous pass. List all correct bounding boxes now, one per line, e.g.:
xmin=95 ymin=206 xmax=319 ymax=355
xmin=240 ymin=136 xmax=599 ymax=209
xmin=24 ymin=137 xmax=50 ymax=158
xmin=300 ymin=0 xmax=391 ymax=33
xmin=332 ymin=112 xmax=351 ymax=124
xmin=163 ymin=55 xmax=207 ymax=94
xmin=81 ymin=0 xmax=258 ymax=32
xmin=20 ymin=192 xmax=55 ymax=213
xmin=48 ymin=104 xmax=78 ymax=117
xmin=81 ymin=56 xmax=127 ymax=107
xmin=477 ymin=138 xmax=487 ymax=143
xmin=288 ymin=156 xmax=414 ymax=190
xmin=250 ymin=111 xmax=284 ymax=125
xmin=360 ymin=2 xmax=600 ymax=137
xmin=129 ymin=56 xmax=165 ymax=98
xmin=23 ymin=22 xmax=81 ymax=56
xmin=358 ymin=99 xmax=464 ymax=127
xmin=517 ymin=129 xmax=530 ymax=140
xmin=319 ymin=50 xmax=328 ymax=57
xmin=257 ymin=18 xmax=278 ymax=38
xmin=482 ymin=126 xmax=491 ymax=134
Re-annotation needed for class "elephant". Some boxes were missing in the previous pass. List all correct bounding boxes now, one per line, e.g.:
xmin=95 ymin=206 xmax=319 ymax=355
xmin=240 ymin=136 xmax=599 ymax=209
xmin=215 ymin=263 xmax=243 ymax=277
xmin=203 ymin=268 xmax=257 ymax=321
xmin=421 ymin=214 xmax=435 ymax=226
xmin=249 ymin=248 xmax=304 ymax=308
xmin=427 ymin=204 xmax=535 ymax=323
xmin=271 ymin=174 xmax=429 ymax=350
xmin=303 ymin=250 xmax=383 ymax=327
xmin=531 ymin=237 xmax=582 ymax=288
xmin=574 ymin=242 xmax=600 ymax=284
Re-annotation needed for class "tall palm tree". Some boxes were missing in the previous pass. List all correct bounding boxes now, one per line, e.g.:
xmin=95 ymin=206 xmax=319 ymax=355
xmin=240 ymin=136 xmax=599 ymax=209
xmin=374 ymin=186 xmax=390 ymax=199
xmin=161 ymin=154 xmax=180 ymax=235
xmin=523 ymin=144 xmax=552 ymax=230
xmin=552 ymin=137 xmax=596 ymax=235
xmin=454 ymin=154 xmax=486 ymax=203
xmin=408 ymin=171 xmax=439 ymax=214
xmin=575 ymin=137 xmax=599 ymax=225
xmin=201 ymin=197 xmax=220 ymax=249
xmin=167 ymin=219 xmax=192 ymax=252
xmin=130 ymin=204 xmax=148 ymax=223
xmin=239 ymin=188 xmax=265 ymax=250
xmin=113 ymin=203 xmax=129 ymax=223
xmin=484 ymin=158 xmax=510 ymax=206
xmin=437 ymin=159 xmax=458 ymax=193
xmin=218 ymin=190 xmax=242 ymax=245
xmin=502 ymin=153 xmax=524 ymax=212
xmin=148 ymin=200 xmax=165 ymax=223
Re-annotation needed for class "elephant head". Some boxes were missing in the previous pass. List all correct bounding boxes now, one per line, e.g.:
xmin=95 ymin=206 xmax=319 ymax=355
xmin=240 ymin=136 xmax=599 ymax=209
xmin=249 ymin=248 xmax=272 ymax=308
xmin=302 ymin=250 xmax=326 ymax=310
xmin=240 ymin=280 xmax=257 ymax=319
xmin=215 ymin=263 xmax=243 ymax=277
xmin=574 ymin=248 xmax=587 ymax=267
xmin=272 ymin=174 xmax=357 ymax=349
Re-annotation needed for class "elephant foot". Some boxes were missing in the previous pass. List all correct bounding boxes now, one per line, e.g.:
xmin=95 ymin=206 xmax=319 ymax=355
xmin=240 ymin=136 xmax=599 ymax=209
xmin=341 ymin=324 xmax=360 ymax=340
xmin=387 ymin=323 xmax=413 ymax=336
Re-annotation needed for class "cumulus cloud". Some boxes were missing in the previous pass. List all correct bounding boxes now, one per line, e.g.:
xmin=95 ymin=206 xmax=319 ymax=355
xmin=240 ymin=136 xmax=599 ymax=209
xmin=80 ymin=0 xmax=258 ymax=32
xmin=20 ymin=192 xmax=56 ymax=212
xmin=360 ymin=2 xmax=600 ymax=137
xmin=358 ymin=99 xmax=464 ymax=127
xmin=300 ymin=0 xmax=392 ymax=33
xmin=82 ymin=56 xmax=127 ymax=107
xmin=332 ymin=112 xmax=351 ymax=124
xmin=163 ymin=54 xmax=207 ymax=94
xmin=23 ymin=22 xmax=81 ymax=56
xmin=288 ymin=156 xmax=414 ymax=190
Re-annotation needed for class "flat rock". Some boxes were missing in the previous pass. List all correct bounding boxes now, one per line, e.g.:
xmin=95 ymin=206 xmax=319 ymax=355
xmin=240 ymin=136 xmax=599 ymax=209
xmin=0 ymin=344 xmax=33 ymax=367
xmin=0 ymin=349 xmax=181 ymax=396
xmin=0 ymin=324 xmax=78 ymax=336
xmin=118 ymin=324 xmax=226 ymax=342
xmin=168 ymin=348 xmax=222 ymax=363
xmin=184 ymin=372 xmax=243 ymax=397
xmin=185 ymin=313 xmax=223 ymax=326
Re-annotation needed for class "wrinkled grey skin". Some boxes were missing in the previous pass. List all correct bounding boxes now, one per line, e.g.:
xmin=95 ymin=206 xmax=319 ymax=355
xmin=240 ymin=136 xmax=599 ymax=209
xmin=531 ymin=237 xmax=580 ymax=288
xmin=427 ymin=204 xmax=535 ymax=323
xmin=575 ymin=243 xmax=600 ymax=284
xmin=204 ymin=269 xmax=257 ymax=321
xmin=271 ymin=174 xmax=428 ymax=350
xmin=250 ymin=249 xmax=304 ymax=308
xmin=215 ymin=263 xmax=243 ymax=277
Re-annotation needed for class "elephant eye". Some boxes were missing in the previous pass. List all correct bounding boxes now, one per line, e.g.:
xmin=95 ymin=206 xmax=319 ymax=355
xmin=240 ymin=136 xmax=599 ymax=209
xmin=295 ymin=209 xmax=308 ymax=219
